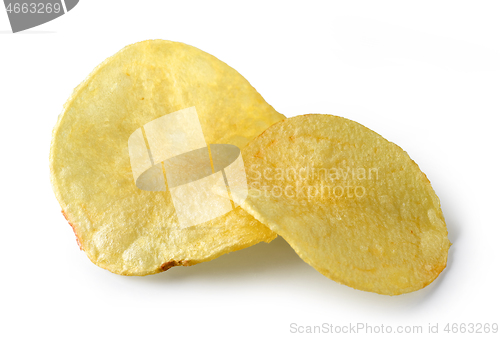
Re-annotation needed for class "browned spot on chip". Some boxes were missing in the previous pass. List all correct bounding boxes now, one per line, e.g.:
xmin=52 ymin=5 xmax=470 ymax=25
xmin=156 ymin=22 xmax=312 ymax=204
xmin=254 ymin=150 xmax=264 ymax=159
xmin=160 ymin=260 xmax=191 ymax=271
xmin=62 ymin=210 xmax=83 ymax=251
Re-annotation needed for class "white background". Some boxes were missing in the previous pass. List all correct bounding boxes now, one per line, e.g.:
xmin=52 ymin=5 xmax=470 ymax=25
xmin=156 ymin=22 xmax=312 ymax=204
xmin=1 ymin=1 xmax=499 ymax=336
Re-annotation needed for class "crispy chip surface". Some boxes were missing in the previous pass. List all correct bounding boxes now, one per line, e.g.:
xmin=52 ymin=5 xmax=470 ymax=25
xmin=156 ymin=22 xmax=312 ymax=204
xmin=50 ymin=40 xmax=284 ymax=275
xmin=236 ymin=115 xmax=450 ymax=295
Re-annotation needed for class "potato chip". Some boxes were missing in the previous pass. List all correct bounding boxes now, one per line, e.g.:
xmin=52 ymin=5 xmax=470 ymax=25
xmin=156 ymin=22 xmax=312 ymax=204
xmin=234 ymin=114 xmax=450 ymax=295
xmin=50 ymin=40 xmax=284 ymax=275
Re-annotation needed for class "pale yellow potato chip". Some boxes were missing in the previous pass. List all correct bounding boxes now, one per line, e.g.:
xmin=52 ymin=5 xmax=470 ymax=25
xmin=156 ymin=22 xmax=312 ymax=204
xmin=234 ymin=114 xmax=450 ymax=295
xmin=50 ymin=40 xmax=284 ymax=276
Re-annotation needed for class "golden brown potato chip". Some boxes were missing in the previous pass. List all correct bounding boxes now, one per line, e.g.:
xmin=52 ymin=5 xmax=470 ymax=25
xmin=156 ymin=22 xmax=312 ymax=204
xmin=233 ymin=114 xmax=450 ymax=295
xmin=50 ymin=40 xmax=284 ymax=276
